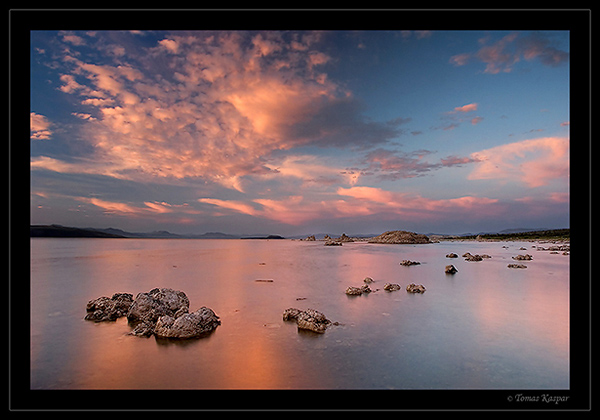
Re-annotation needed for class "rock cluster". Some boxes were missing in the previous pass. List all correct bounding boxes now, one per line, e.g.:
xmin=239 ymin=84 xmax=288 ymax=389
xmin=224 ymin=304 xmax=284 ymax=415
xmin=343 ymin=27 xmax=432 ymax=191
xmin=85 ymin=288 xmax=220 ymax=339
xmin=304 ymin=235 xmax=316 ymax=241
xmin=406 ymin=283 xmax=426 ymax=293
xmin=324 ymin=241 xmax=342 ymax=246
xmin=283 ymin=308 xmax=333 ymax=334
xmin=368 ymin=230 xmax=431 ymax=244
xmin=462 ymin=252 xmax=491 ymax=262
xmin=334 ymin=233 xmax=354 ymax=242
xmin=383 ymin=283 xmax=401 ymax=291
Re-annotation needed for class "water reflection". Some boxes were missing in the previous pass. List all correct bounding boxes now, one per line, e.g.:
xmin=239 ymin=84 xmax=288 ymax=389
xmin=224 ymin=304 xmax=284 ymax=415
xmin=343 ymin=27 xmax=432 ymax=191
xmin=31 ymin=239 xmax=569 ymax=389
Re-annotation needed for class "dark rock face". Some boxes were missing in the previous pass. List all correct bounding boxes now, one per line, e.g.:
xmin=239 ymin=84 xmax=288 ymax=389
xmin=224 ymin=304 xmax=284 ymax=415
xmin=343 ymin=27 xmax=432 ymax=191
xmin=154 ymin=307 xmax=221 ymax=339
xmin=127 ymin=288 xmax=191 ymax=336
xmin=85 ymin=293 xmax=134 ymax=322
xmin=283 ymin=308 xmax=332 ymax=333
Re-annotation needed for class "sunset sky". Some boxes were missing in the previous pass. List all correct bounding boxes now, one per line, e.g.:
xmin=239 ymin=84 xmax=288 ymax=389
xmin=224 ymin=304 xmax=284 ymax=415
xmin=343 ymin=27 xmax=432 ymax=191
xmin=30 ymin=29 xmax=570 ymax=235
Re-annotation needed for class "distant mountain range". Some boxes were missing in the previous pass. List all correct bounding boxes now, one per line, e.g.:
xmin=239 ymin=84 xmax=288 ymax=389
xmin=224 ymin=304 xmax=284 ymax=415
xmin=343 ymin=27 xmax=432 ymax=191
xmin=30 ymin=224 xmax=566 ymax=240
xmin=30 ymin=225 xmax=282 ymax=239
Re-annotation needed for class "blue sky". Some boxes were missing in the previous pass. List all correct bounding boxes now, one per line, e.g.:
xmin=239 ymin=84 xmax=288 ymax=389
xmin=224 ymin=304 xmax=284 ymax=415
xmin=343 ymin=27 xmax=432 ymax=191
xmin=30 ymin=29 xmax=570 ymax=235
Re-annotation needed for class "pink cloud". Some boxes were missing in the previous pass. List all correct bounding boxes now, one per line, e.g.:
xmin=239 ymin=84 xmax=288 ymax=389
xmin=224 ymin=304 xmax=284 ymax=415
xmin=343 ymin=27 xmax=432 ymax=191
xmin=41 ymin=31 xmax=397 ymax=191
xmin=452 ymin=103 xmax=478 ymax=113
xmin=468 ymin=136 xmax=569 ymax=187
xmin=471 ymin=116 xmax=484 ymax=125
xmin=30 ymin=112 xmax=53 ymax=140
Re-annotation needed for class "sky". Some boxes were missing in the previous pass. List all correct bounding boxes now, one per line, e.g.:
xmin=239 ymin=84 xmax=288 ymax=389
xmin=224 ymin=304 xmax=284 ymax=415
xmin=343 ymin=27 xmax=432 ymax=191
xmin=30 ymin=29 xmax=570 ymax=236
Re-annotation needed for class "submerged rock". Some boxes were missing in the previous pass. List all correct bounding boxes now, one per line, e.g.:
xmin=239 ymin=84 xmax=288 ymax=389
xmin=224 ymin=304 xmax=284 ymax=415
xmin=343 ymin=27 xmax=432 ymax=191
xmin=383 ymin=283 xmax=401 ymax=291
xmin=368 ymin=230 xmax=431 ymax=244
xmin=283 ymin=308 xmax=332 ymax=334
xmin=324 ymin=241 xmax=342 ymax=246
xmin=465 ymin=254 xmax=483 ymax=262
xmin=85 ymin=293 xmax=133 ymax=322
xmin=406 ymin=283 xmax=426 ymax=293
xmin=446 ymin=253 xmax=459 ymax=258
xmin=399 ymin=260 xmax=421 ymax=266
xmin=445 ymin=265 xmax=458 ymax=274
xmin=154 ymin=307 xmax=221 ymax=339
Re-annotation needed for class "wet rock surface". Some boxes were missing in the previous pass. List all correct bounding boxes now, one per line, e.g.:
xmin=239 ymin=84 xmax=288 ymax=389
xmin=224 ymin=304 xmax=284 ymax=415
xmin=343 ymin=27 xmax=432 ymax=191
xmin=399 ymin=260 xmax=421 ymax=266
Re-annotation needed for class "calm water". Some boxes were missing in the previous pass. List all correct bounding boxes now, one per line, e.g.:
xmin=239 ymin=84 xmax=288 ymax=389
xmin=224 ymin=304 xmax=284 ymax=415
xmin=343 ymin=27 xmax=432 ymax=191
xmin=30 ymin=238 xmax=569 ymax=389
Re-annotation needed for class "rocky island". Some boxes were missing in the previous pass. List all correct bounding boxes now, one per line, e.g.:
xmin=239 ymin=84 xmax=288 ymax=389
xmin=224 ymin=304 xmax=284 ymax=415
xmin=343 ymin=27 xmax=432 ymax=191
xmin=368 ymin=230 xmax=431 ymax=244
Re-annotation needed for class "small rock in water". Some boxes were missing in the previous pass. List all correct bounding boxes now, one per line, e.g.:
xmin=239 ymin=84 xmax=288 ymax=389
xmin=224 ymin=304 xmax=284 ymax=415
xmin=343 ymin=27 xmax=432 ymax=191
xmin=406 ymin=283 xmax=426 ymax=293
xmin=445 ymin=265 xmax=458 ymax=274
xmin=383 ymin=283 xmax=401 ymax=291
xmin=507 ymin=263 xmax=528 ymax=269
xmin=512 ymin=254 xmax=533 ymax=261
xmin=446 ymin=253 xmax=459 ymax=258
xmin=363 ymin=276 xmax=374 ymax=284
xmin=282 ymin=307 xmax=332 ymax=334
xmin=399 ymin=260 xmax=420 ymax=266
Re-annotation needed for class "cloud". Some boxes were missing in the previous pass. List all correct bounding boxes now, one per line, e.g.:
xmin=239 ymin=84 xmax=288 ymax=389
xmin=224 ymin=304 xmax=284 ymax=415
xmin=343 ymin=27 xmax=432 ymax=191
xmin=450 ymin=103 xmax=478 ymax=113
xmin=450 ymin=32 xmax=568 ymax=74
xmin=468 ymin=136 xmax=569 ymax=187
xmin=30 ymin=112 xmax=53 ymax=140
xmin=471 ymin=116 xmax=484 ymax=125
xmin=35 ymin=31 xmax=401 ymax=190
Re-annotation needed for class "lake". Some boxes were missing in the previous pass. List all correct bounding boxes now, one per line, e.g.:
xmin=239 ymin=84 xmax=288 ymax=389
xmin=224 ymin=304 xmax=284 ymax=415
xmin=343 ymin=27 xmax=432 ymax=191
xmin=30 ymin=238 xmax=569 ymax=390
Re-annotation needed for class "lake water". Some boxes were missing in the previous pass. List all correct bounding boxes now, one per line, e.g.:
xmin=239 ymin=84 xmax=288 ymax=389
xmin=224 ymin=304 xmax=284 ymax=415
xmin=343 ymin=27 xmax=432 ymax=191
xmin=30 ymin=238 xmax=569 ymax=390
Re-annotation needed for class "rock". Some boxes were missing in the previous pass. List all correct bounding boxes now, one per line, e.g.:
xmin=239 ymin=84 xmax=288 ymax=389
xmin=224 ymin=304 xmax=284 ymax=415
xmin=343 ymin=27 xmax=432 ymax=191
xmin=462 ymin=252 xmax=473 ymax=257
xmin=383 ymin=283 xmax=401 ymax=291
xmin=345 ymin=286 xmax=363 ymax=295
xmin=154 ymin=307 xmax=221 ymax=339
xmin=446 ymin=253 xmax=459 ymax=258
xmin=406 ymin=283 xmax=426 ymax=293
xmin=480 ymin=254 xmax=492 ymax=259
xmin=519 ymin=247 xmax=527 ymax=250
xmin=324 ymin=241 xmax=342 ymax=246
xmin=127 ymin=288 xmax=190 ymax=336
xmin=363 ymin=276 xmax=374 ymax=284
xmin=345 ymin=285 xmax=371 ymax=295
xmin=399 ymin=260 xmax=420 ymax=266
xmin=512 ymin=254 xmax=533 ymax=261
xmin=445 ymin=265 xmax=458 ymax=274
xmin=465 ymin=254 xmax=483 ymax=262
xmin=368 ymin=230 xmax=431 ymax=244
xmin=283 ymin=308 xmax=332 ymax=334
xmin=85 ymin=293 xmax=133 ymax=322
xmin=508 ymin=263 xmax=527 ymax=269
xmin=305 ymin=235 xmax=316 ymax=241
xmin=335 ymin=233 xmax=354 ymax=242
